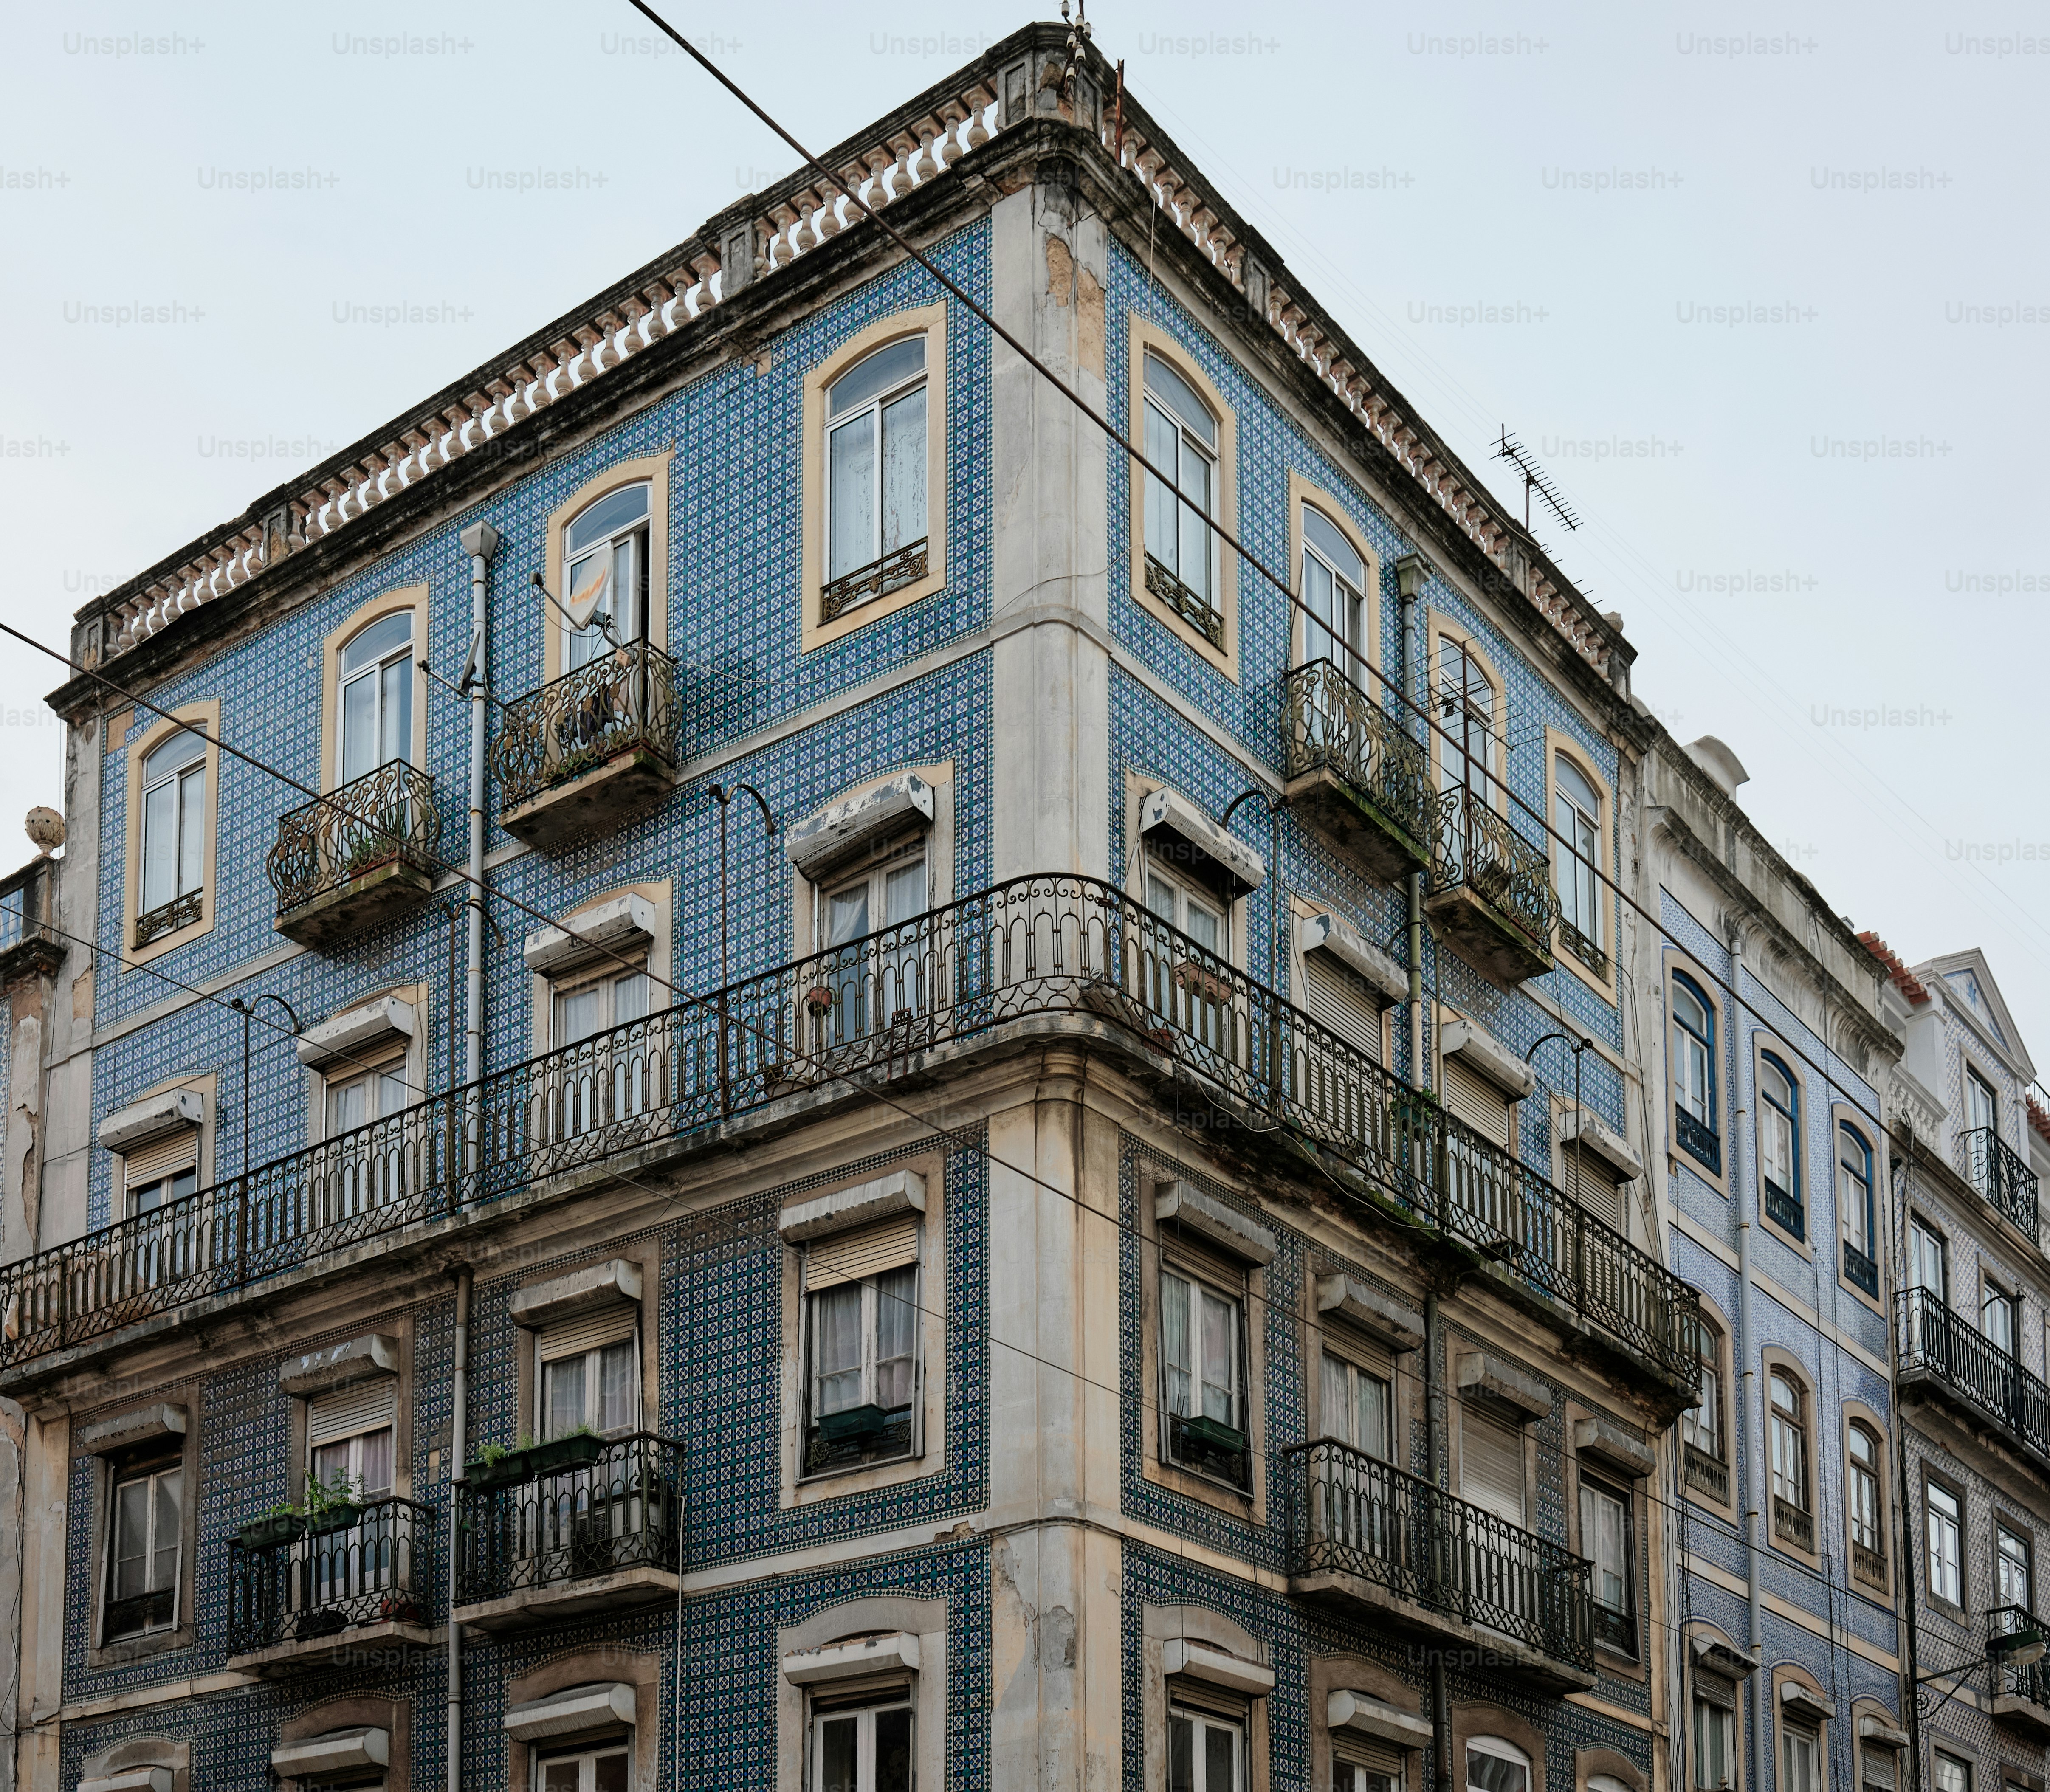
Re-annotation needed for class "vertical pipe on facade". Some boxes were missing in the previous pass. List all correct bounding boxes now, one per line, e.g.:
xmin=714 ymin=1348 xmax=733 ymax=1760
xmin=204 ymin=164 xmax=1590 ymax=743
xmin=1425 ymin=1288 xmax=1451 ymax=1792
xmin=1888 ymin=1150 xmax=1924 ymax=1792
xmin=1729 ymin=928 xmax=1766 ymax=1792
xmin=1398 ymin=567 xmax=1426 ymax=1091
xmin=447 ymin=1264 xmax=472 ymax=1792
xmin=457 ymin=523 xmax=498 ymax=1091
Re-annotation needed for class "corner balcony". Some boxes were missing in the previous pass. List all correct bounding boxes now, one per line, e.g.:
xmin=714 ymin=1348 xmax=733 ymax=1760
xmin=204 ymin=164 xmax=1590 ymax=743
xmin=1963 ymin=1125 xmax=2041 ymax=1245
xmin=0 ymin=876 xmax=1698 ymax=1408
xmin=1897 ymin=1286 xmax=2050 ymax=1467
xmin=226 ymin=1495 xmax=436 ymax=1677
xmin=1425 ymin=786 xmax=1558 ymax=986
xmin=1282 ymin=1439 xmax=1596 ymax=1693
xmin=1281 ymin=661 xmax=1433 ymax=884
xmin=267 ymin=761 xmax=440 ymax=947
xmin=493 ymin=641 xmax=681 ymax=848
xmin=1990 ymin=1606 xmax=2050 ymax=1738
xmin=452 ymin=1431 xmax=682 ymax=1630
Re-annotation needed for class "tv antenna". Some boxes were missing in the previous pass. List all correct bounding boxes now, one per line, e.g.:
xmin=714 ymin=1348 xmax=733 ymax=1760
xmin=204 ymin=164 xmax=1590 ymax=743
xmin=1492 ymin=428 xmax=1581 ymax=535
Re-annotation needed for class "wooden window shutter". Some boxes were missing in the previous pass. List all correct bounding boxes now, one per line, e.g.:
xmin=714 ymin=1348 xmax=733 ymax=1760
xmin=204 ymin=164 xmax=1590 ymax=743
xmin=1441 ymin=1057 xmax=1513 ymax=1148
xmin=124 ymin=1128 xmax=198 ymax=1189
xmin=537 ymin=1304 xmax=638 ymax=1362
xmin=805 ymin=1214 xmax=921 ymax=1291
xmin=1461 ymin=1404 xmax=1525 ymax=1524
xmin=307 ymin=1378 xmax=397 ymax=1447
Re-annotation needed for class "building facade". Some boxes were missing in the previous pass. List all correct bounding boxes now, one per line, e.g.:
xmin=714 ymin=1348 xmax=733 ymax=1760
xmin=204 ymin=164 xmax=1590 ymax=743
xmin=0 ymin=20 xmax=1946 ymax=1792
xmin=1872 ymin=939 xmax=2050 ymax=1792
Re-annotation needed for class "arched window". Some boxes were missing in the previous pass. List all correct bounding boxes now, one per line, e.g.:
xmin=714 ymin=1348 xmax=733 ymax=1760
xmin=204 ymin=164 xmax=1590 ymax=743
xmin=1435 ymin=636 xmax=1500 ymax=807
xmin=1769 ymin=1370 xmax=1811 ymax=1547
xmin=1760 ymin=1053 xmax=1802 ymax=1237
xmin=561 ymin=484 xmax=651 ymax=668
xmin=337 ymin=610 xmax=413 ymax=782
xmin=1141 ymin=350 xmax=1221 ymax=634
xmin=1671 ymin=973 xmax=1719 ymax=1172
xmin=826 ymin=337 xmax=928 ymax=600
xmin=1848 ymin=1422 xmax=1885 ymax=1586
xmin=1300 ymin=502 xmax=1366 ymax=669
xmin=137 ymin=729 xmax=207 ymax=938
xmin=1682 ymin=1319 xmax=1726 ymax=1497
xmin=1553 ymin=754 xmax=1603 ymax=961
xmin=1466 ymin=1738 xmax=1531 ymax=1792
xmin=1838 ymin=1123 xmax=1877 ymax=1293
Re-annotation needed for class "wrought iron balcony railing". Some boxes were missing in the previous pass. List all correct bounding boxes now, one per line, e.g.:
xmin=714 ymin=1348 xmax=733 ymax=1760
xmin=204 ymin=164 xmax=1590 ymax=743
xmin=1674 ymin=1106 xmax=1720 ymax=1176
xmin=135 ymin=888 xmax=202 ymax=948
xmin=227 ymin=1494 xmax=434 ymax=1655
xmin=493 ymin=640 xmax=681 ymax=814
xmin=1851 ymin=1537 xmax=1886 ymax=1590
xmin=265 ymin=760 xmax=440 ymax=916
xmin=1144 ymin=552 xmax=1224 ymax=648
xmin=1771 ymin=1496 xmax=1814 ymax=1553
xmin=0 ymin=876 xmax=1698 ymax=1389
xmin=1764 ymin=1183 xmax=1805 ymax=1240
xmin=1897 ymin=1285 xmax=2050 ymax=1462
xmin=1281 ymin=1439 xmax=1593 ymax=1674
xmin=1432 ymin=783 xmax=1560 ymax=956
xmin=1963 ymin=1126 xmax=2041 ymax=1244
xmin=1682 ymin=1445 xmax=1729 ymax=1505
xmin=1990 ymin=1605 xmax=2050 ymax=1709
xmin=1280 ymin=659 xmax=1433 ymax=849
xmin=454 ymin=1432 xmax=682 ymax=1606
xmin=1843 ymin=1238 xmax=1879 ymax=1297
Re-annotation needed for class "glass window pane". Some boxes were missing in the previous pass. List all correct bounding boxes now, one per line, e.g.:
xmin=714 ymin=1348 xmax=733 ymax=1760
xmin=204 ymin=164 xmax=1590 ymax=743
xmin=1303 ymin=504 xmax=1365 ymax=586
xmin=828 ymin=885 xmax=870 ymax=947
xmin=884 ymin=860 xmax=926 ymax=927
xmin=327 ymin=1075 xmax=368 ymax=1137
xmin=1144 ymin=403 xmax=1181 ymax=572
xmin=1161 ymin=1272 xmax=1191 ymax=1416
xmin=813 ymin=1285 xmax=863 ymax=1413
xmin=1183 ymin=900 xmax=1220 ymax=955
xmin=1320 ymin=1352 xmax=1351 ymax=1443
xmin=541 ymin=1762 xmax=581 ymax=1792
xmin=142 ymin=728 xmax=206 ymax=781
xmin=819 ymin=1715 xmax=860 ymax=1792
xmin=341 ymin=610 xmax=412 ymax=674
xmin=1199 ymin=1288 xmax=1236 ymax=1422
xmin=1359 ymin=1369 xmax=1390 ymax=1460
xmin=113 ymin=1479 xmax=148 ymax=1598
xmin=599 ymin=1340 xmax=637 ymax=1431
xmin=594 ymin=1753 xmax=631 ymax=1792
xmin=1143 ymin=352 xmax=1216 ymax=446
xmin=880 ymin=388 xmax=926 ymax=553
xmin=566 ymin=484 xmax=651 ymax=556
xmin=874 ymin=1265 xmax=917 ymax=1410
xmin=613 ymin=972 xmax=649 ymax=1027
xmin=1169 ymin=1716 xmax=1196 ymax=1792
xmin=829 ymin=414 xmax=877 ymax=578
xmin=830 ymin=336 xmax=925 ymax=417
xmin=1205 ymin=1722 xmax=1236 ymax=1790
xmin=876 ymin=1706 xmax=914 ymax=1792
xmin=543 ymin=1356 xmax=587 ymax=1439
xmin=176 ymin=767 xmax=206 ymax=896
xmin=1469 ymin=1751 xmax=1529 ymax=1792
xmin=141 ymin=779 xmax=176 ymax=912
xmin=341 ymin=669 xmax=378 ymax=782
xmin=312 ymin=1437 xmax=350 ymax=1491
xmin=1178 ymin=448 xmax=1213 ymax=602
xmin=555 ymin=983 xmax=604 ymax=1047
xmin=356 ymin=1427 xmax=394 ymax=1495
xmin=381 ymin=654 xmax=411 ymax=766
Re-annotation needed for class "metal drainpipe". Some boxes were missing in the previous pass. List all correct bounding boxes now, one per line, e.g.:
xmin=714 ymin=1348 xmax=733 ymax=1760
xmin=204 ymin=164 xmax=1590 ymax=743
xmin=447 ymin=1264 xmax=472 ymax=1792
xmin=1425 ymin=1289 xmax=1451 ymax=1792
xmin=1889 ymin=1149 xmax=1925 ymax=1792
xmin=1398 ymin=558 xmax=1427 ymax=1091
xmin=1729 ymin=928 xmax=1766 ymax=1792
xmin=457 ymin=522 xmax=498 ymax=1090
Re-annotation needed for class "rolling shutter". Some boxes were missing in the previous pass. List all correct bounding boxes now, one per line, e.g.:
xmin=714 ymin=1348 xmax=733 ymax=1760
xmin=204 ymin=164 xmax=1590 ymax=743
xmin=124 ymin=1127 xmax=198 ymax=1192
xmin=805 ymin=1214 xmax=921 ymax=1291
xmin=1303 ymin=957 xmax=1383 ymax=1057
xmin=1565 ymin=1159 xmax=1625 ymax=1232
xmin=308 ymin=1378 xmax=396 ymax=1448
xmin=1461 ymin=1405 xmax=1525 ymax=1524
xmin=1337 ymin=1738 xmax=1407 ymax=1788
xmin=538 ymin=1303 xmax=639 ymax=1363
xmin=1694 ymin=1671 xmax=1736 ymax=1712
xmin=1861 ymin=1750 xmax=1896 ymax=1792
xmin=1441 ymin=1057 xmax=1512 ymax=1147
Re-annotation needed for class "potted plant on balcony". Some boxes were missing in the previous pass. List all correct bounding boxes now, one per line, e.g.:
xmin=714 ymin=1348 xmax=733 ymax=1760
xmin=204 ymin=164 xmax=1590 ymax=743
xmin=237 ymin=1501 xmax=307 ymax=1551
xmin=378 ymin=1591 xmax=423 ymax=1625
xmin=818 ymin=1403 xmax=894 ymax=1446
xmin=304 ymin=1468 xmax=365 ymax=1538
xmin=465 ymin=1426 xmax=605 ymax=1491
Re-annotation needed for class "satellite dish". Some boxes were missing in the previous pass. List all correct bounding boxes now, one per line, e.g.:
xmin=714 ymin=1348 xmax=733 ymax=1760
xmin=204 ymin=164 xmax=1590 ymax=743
xmin=563 ymin=558 xmax=610 ymax=632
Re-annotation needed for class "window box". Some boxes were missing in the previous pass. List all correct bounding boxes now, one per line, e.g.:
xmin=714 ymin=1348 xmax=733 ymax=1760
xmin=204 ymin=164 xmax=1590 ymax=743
xmin=305 ymin=1501 xmax=364 ymax=1538
xmin=466 ymin=1432 xmax=604 ymax=1492
xmin=819 ymin=1402 xmax=899 ymax=1445
xmin=238 ymin=1512 xmax=307 ymax=1551
xmin=1179 ymin=1414 xmax=1247 ymax=1456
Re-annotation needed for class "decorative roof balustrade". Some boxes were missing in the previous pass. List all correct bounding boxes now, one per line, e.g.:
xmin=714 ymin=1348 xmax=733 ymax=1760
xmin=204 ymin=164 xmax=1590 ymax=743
xmin=0 ymin=875 xmax=1696 ymax=1392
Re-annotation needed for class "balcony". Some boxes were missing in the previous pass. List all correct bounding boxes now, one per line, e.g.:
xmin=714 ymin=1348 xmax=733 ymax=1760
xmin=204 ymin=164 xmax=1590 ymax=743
xmin=1771 ymin=1496 xmax=1813 ymax=1553
xmin=453 ymin=1432 xmax=682 ymax=1629
xmin=1282 ymin=1439 xmax=1596 ymax=1692
xmin=1674 ymin=1106 xmax=1721 ymax=1176
xmin=226 ymin=1495 xmax=435 ymax=1677
xmin=0 ymin=875 xmax=1698 ymax=1405
xmin=1280 ymin=661 xmax=1433 ymax=884
xmin=1896 ymin=1286 xmax=2050 ymax=1466
xmin=267 ymin=761 xmax=440 ymax=947
xmin=1425 ymin=785 xmax=1558 ymax=986
xmin=1990 ymin=1606 xmax=2050 ymax=1738
xmin=1963 ymin=1126 xmax=2041 ymax=1245
xmin=1144 ymin=552 xmax=1224 ymax=648
xmin=1683 ymin=1445 xmax=1729 ymax=1505
xmin=493 ymin=641 xmax=681 ymax=848
xmin=1843 ymin=1239 xmax=1878 ymax=1297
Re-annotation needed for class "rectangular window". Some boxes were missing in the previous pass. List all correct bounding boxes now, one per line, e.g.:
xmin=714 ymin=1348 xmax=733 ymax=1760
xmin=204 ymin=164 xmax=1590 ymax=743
xmin=1460 ymin=1406 xmax=1526 ymax=1527
xmin=104 ymin=1461 xmax=181 ymax=1641
xmin=811 ymin=1690 xmax=913 ymax=1792
xmin=1682 ymin=1330 xmax=1723 ymax=1462
xmin=1999 ymin=1524 xmax=2032 ymax=1611
xmin=1161 ymin=1263 xmax=1247 ymax=1484
xmin=138 ymin=730 xmax=207 ymax=934
xmin=1168 ymin=1707 xmax=1242 ymax=1792
xmin=1320 ymin=1351 xmax=1391 ymax=1460
xmin=804 ymin=1217 xmax=920 ymax=1475
xmin=1782 ymin=1726 xmax=1820 ymax=1792
xmin=1927 ymin=1482 xmax=1963 ymax=1604
xmin=1693 ymin=1686 xmax=1735 ymax=1792
xmin=1908 ymin=1220 xmax=1948 ymax=1300
xmin=536 ymin=1741 xmax=632 ymax=1792
xmin=1984 ymin=1283 xmax=2019 ymax=1357
xmin=1580 ymin=1477 xmax=1635 ymax=1654
xmin=1142 ymin=352 xmax=1220 ymax=620
xmin=553 ymin=965 xmax=650 ymax=1047
xmin=819 ymin=843 xmax=928 ymax=1048
xmin=538 ymin=1305 xmax=641 ymax=1439
xmin=1933 ymin=1754 xmax=1971 ymax=1792
xmin=826 ymin=337 xmax=928 ymax=588
xmin=1334 ymin=1741 xmax=1404 ymax=1792
xmin=123 ymin=1127 xmax=199 ymax=1217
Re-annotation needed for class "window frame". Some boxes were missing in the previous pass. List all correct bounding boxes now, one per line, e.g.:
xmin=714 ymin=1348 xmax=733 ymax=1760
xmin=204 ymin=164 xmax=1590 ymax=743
xmin=1997 ymin=1521 xmax=2033 ymax=1613
xmin=136 ymin=728 xmax=207 ymax=933
xmin=1465 ymin=1736 xmax=1532 ymax=1792
xmin=1846 ymin=1417 xmax=1886 ymax=1590
xmin=1428 ymin=621 xmax=1506 ymax=812
xmin=1126 ymin=318 xmax=1239 ymax=676
xmin=801 ymin=1254 xmax=922 ymax=1479
xmin=1836 ymin=1117 xmax=1880 ymax=1301
xmin=1578 ymin=1471 xmax=1637 ymax=1658
xmin=1925 ymin=1475 xmax=1964 ymax=1608
xmin=1682 ymin=1314 xmax=1732 ymax=1508
xmin=1317 ymin=1344 xmax=1394 ymax=1463
xmin=1669 ymin=968 xmax=1722 ymax=1177
xmin=1757 ymin=1048 xmax=1805 ymax=1243
xmin=335 ymin=607 xmax=417 ymax=785
xmin=1549 ymin=742 xmax=1609 ymax=977
xmin=101 ymin=1454 xmax=184 ymax=1646
xmin=801 ymin=308 xmax=948 ymax=653
xmin=1140 ymin=349 xmax=1222 ymax=631
xmin=823 ymin=338 xmax=930 ymax=603
xmin=1766 ymin=1365 xmax=1814 ymax=1555
xmin=1167 ymin=1702 xmax=1246 ymax=1792
xmin=1781 ymin=1721 xmax=1821 ymax=1792
xmin=532 ymin=1736 xmax=632 ymax=1791
xmin=1158 ymin=1254 xmax=1251 ymax=1490
xmin=1692 ymin=1685 xmax=1737 ymax=1792
xmin=557 ymin=482 xmax=652 ymax=672
xmin=542 ymin=457 xmax=672 ymax=682
xmin=122 ymin=702 xmax=221 ymax=961
xmin=1289 ymin=475 xmax=1379 ymax=677
xmin=537 ymin=1326 xmax=643 ymax=1442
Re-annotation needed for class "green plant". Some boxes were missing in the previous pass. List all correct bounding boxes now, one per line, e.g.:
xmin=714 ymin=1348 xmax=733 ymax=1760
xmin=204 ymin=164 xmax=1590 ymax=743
xmin=477 ymin=1442 xmax=508 ymax=1467
xmin=302 ymin=1468 xmax=361 ymax=1518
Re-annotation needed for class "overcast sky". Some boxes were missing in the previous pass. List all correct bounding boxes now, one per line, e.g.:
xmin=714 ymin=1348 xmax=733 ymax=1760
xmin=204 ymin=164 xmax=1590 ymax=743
xmin=3 ymin=0 xmax=2043 ymax=1068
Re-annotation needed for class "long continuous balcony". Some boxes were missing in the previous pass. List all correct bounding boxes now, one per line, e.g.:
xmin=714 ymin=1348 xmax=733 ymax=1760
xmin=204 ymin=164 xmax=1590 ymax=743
xmin=266 ymin=760 xmax=440 ymax=946
xmin=1897 ymin=1285 xmax=2050 ymax=1464
xmin=1282 ymin=1439 xmax=1594 ymax=1691
xmin=1426 ymin=784 xmax=1559 ymax=985
xmin=453 ymin=1431 xmax=682 ymax=1629
xmin=493 ymin=640 xmax=681 ymax=848
xmin=1280 ymin=660 xmax=1434 ymax=883
xmin=0 ymin=876 xmax=1697 ymax=1394
xmin=1963 ymin=1125 xmax=2041 ymax=1245
xmin=227 ymin=1495 xmax=435 ymax=1674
